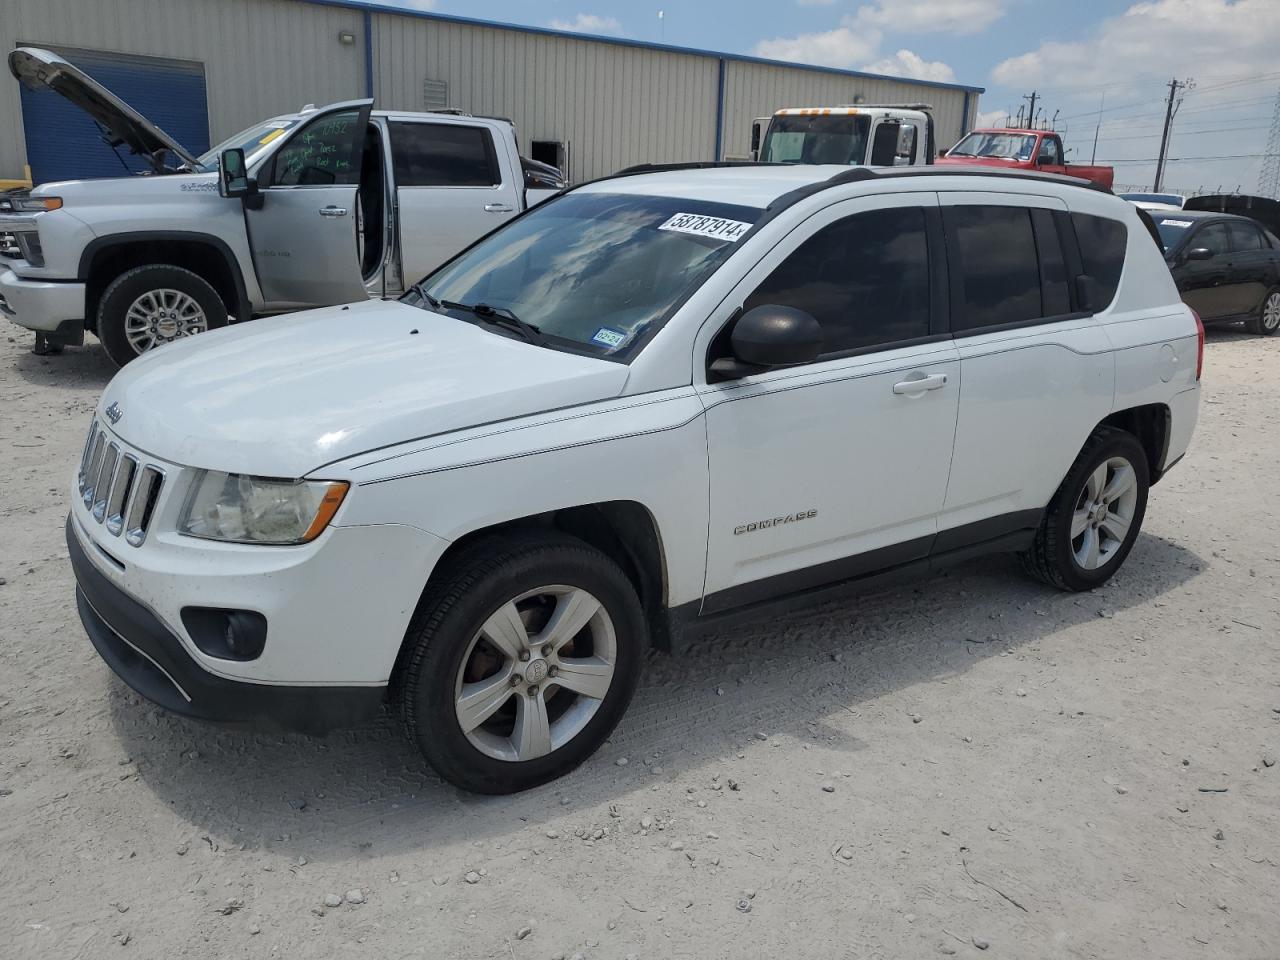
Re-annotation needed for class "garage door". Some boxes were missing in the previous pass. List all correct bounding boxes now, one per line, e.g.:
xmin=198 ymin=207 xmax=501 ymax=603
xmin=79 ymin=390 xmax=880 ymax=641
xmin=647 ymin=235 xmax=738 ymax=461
xmin=19 ymin=45 xmax=209 ymax=184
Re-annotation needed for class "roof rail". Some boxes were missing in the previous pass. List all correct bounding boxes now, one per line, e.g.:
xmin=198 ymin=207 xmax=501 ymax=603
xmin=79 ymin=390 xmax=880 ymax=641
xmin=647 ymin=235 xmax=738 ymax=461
xmin=613 ymin=160 xmax=788 ymax=176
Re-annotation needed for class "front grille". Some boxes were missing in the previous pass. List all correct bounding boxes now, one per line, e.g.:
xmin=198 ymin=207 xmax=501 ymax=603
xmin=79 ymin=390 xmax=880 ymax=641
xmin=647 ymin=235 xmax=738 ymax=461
xmin=78 ymin=420 xmax=165 ymax=547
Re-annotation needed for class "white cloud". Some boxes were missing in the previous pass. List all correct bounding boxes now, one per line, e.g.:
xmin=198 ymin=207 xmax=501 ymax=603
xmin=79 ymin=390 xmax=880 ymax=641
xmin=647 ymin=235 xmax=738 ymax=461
xmin=548 ymin=13 xmax=623 ymax=35
xmin=860 ymin=49 xmax=956 ymax=82
xmin=391 ymin=0 xmax=437 ymax=9
xmin=990 ymin=0 xmax=1280 ymax=192
xmin=754 ymin=23 xmax=882 ymax=68
xmin=975 ymin=108 xmax=1007 ymax=128
xmin=992 ymin=0 xmax=1280 ymax=89
xmin=857 ymin=0 xmax=1005 ymax=35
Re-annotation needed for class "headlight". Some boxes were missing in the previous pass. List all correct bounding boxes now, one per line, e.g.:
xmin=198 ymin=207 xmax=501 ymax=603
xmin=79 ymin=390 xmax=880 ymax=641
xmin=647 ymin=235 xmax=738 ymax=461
xmin=179 ymin=471 xmax=348 ymax=545
xmin=10 ymin=196 xmax=62 ymax=212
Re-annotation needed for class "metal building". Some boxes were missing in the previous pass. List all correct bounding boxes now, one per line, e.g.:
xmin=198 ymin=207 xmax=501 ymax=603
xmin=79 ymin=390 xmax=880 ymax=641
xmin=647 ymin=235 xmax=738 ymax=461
xmin=1 ymin=0 xmax=983 ymax=187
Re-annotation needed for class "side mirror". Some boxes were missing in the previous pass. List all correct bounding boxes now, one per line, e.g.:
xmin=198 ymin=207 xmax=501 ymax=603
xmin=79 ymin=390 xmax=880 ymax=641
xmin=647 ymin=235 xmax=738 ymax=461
xmin=710 ymin=305 xmax=823 ymax=380
xmin=750 ymin=121 xmax=762 ymax=161
xmin=218 ymin=148 xmax=258 ymax=200
xmin=1185 ymin=246 xmax=1214 ymax=261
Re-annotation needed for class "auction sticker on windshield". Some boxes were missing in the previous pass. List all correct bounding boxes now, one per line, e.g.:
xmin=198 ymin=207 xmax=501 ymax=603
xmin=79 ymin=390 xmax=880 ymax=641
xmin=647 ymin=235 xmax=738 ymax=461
xmin=658 ymin=213 xmax=752 ymax=243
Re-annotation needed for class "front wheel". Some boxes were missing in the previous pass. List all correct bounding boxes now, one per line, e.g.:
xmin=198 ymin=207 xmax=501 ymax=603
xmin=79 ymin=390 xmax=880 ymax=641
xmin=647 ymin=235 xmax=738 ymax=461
xmin=398 ymin=533 xmax=646 ymax=794
xmin=1022 ymin=427 xmax=1150 ymax=592
xmin=97 ymin=264 xmax=228 ymax=367
xmin=1245 ymin=286 xmax=1280 ymax=336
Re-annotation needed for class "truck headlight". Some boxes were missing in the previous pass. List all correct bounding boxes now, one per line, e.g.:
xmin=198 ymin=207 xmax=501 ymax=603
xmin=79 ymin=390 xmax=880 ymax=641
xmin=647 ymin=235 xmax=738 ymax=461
xmin=9 ymin=196 xmax=62 ymax=212
xmin=179 ymin=471 xmax=348 ymax=545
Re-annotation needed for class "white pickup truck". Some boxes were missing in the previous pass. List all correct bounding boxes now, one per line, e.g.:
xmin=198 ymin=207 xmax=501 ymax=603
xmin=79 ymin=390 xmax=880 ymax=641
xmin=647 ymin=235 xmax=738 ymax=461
xmin=0 ymin=47 xmax=563 ymax=365
xmin=749 ymin=105 xmax=936 ymax=167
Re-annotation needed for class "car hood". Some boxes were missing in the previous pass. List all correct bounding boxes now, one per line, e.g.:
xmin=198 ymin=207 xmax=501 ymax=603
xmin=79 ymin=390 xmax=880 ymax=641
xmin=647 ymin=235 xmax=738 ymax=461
xmin=100 ymin=300 xmax=631 ymax=478
xmin=9 ymin=47 xmax=199 ymax=172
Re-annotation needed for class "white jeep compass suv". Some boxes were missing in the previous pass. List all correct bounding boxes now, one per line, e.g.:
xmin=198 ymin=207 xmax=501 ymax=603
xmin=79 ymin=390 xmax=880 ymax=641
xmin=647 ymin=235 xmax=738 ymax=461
xmin=67 ymin=164 xmax=1202 ymax=793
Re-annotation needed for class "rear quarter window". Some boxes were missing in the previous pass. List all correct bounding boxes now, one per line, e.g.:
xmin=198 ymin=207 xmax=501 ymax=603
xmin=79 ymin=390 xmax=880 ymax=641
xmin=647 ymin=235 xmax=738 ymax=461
xmin=1071 ymin=213 xmax=1127 ymax=311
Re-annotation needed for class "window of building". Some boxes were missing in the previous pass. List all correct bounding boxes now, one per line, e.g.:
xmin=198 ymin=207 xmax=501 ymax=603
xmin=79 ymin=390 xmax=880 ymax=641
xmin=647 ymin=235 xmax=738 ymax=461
xmin=743 ymin=206 xmax=931 ymax=355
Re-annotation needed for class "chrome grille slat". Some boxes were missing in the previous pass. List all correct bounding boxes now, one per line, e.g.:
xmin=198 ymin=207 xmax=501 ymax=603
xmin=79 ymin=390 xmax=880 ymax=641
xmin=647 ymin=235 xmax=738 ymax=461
xmin=92 ymin=444 xmax=119 ymax=522
xmin=105 ymin=454 xmax=138 ymax=536
xmin=77 ymin=419 xmax=164 ymax=547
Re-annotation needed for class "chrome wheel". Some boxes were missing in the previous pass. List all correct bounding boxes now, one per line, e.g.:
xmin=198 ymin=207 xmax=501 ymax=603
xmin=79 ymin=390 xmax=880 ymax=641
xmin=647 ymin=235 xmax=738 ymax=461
xmin=124 ymin=288 xmax=208 ymax=354
xmin=1263 ymin=291 xmax=1280 ymax=332
xmin=453 ymin=585 xmax=617 ymax=763
xmin=1071 ymin=456 xmax=1138 ymax=570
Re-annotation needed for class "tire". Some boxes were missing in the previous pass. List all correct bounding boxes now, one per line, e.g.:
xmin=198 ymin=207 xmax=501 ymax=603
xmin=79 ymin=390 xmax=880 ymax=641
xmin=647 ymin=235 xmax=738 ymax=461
xmin=398 ymin=532 xmax=646 ymax=794
xmin=1245 ymin=286 xmax=1280 ymax=336
xmin=97 ymin=264 xmax=228 ymax=367
xmin=1022 ymin=426 xmax=1150 ymax=592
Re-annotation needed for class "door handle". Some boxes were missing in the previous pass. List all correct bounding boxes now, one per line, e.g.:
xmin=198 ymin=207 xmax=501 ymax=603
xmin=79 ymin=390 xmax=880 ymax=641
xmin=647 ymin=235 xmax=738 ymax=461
xmin=892 ymin=373 xmax=948 ymax=395
xmin=319 ymin=206 xmax=348 ymax=218
xmin=484 ymin=203 xmax=514 ymax=213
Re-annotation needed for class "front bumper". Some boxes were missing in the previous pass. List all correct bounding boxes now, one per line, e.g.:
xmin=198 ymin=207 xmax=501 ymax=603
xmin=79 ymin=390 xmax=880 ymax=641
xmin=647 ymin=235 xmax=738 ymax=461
xmin=0 ymin=267 xmax=85 ymax=332
xmin=69 ymin=517 xmax=387 ymax=732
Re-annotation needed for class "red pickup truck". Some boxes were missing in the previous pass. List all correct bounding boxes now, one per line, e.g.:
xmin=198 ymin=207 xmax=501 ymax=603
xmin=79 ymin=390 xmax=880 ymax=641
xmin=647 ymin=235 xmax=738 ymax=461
xmin=936 ymin=128 xmax=1114 ymax=190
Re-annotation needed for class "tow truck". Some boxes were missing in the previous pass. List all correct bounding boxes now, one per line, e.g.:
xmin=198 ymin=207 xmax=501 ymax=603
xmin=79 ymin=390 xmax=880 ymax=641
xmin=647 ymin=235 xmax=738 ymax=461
xmin=748 ymin=105 xmax=935 ymax=168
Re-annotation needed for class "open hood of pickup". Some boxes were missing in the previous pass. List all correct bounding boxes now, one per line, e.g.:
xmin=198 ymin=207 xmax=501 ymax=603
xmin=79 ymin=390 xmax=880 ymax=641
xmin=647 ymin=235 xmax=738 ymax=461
xmin=8 ymin=47 xmax=199 ymax=173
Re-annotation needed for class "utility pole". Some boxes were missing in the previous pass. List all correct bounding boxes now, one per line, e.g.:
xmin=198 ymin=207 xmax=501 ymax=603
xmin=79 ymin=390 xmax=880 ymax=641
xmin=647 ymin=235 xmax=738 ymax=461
xmin=1091 ymin=91 xmax=1105 ymax=163
xmin=1021 ymin=91 xmax=1039 ymax=129
xmin=1153 ymin=77 xmax=1194 ymax=192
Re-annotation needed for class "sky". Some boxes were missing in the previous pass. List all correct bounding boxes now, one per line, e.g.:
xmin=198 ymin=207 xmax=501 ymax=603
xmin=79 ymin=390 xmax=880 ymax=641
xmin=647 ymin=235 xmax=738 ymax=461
xmin=383 ymin=0 xmax=1280 ymax=195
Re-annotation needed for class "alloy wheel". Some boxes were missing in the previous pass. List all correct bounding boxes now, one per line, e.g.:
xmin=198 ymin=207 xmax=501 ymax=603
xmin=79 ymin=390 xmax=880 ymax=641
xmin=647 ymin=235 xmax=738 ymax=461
xmin=453 ymin=585 xmax=617 ymax=762
xmin=1071 ymin=456 xmax=1139 ymax=570
xmin=1263 ymin=292 xmax=1280 ymax=332
xmin=124 ymin=288 xmax=209 ymax=354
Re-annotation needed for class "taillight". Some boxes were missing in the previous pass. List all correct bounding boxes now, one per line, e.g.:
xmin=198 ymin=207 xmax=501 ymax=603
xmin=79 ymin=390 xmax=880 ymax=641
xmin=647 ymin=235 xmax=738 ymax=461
xmin=1193 ymin=309 xmax=1204 ymax=381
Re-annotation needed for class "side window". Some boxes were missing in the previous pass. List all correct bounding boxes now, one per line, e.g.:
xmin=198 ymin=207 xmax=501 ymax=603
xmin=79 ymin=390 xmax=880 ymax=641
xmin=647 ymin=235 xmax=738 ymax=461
xmin=743 ymin=206 xmax=931 ymax=355
xmin=389 ymin=122 xmax=500 ymax=187
xmin=1031 ymin=209 xmax=1071 ymax=317
xmin=267 ymin=109 xmax=363 ymax=187
xmin=1228 ymin=222 xmax=1264 ymax=251
xmin=1071 ymin=213 xmax=1127 ymax=310
xmin=1038 ymin=137 xmax=1061 ymax=165
xmin=944 ymin=205 xmax=1042 ymax=331
xmin=1192 ymin=222 xmax=1229 ymax=256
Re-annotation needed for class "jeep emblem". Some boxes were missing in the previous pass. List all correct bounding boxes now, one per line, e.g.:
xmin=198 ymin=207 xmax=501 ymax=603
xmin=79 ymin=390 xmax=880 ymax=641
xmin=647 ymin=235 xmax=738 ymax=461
xmin=105 ymin=402 xmax=123 ymax=425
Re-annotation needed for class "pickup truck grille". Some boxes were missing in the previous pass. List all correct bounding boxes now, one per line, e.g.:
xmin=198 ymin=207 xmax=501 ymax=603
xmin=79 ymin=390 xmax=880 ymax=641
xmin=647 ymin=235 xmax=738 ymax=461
xmin=78 ymin=420 xmax=165 ymax=547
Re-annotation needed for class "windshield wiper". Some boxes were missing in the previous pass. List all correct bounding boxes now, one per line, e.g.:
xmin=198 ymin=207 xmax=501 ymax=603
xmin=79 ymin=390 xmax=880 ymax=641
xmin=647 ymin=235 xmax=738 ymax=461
xmin=439 ymin=299 xmax=548 ymax=347
xmin=407 ymin=280 xmax=443 ymax=311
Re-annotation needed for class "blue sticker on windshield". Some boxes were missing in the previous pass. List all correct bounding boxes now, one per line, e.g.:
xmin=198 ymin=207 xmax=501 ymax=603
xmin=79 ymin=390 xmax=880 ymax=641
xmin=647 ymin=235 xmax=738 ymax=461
xmin=591 ymin=327 xmax=628 ymax=349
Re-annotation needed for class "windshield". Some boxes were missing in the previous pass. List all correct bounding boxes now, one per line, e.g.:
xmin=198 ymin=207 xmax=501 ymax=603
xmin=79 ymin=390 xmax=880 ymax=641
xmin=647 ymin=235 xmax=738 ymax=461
xmin=761 ymin=115 xmax=872 ymax=165
xmin=412 ymin=192 xmax=762 ymax=360
xmin=1155 ymin=216 xmax=1196 ymax=252
xmin=191 ymin=117 xmax=301 ymax=172
xmin=948 ymin=132 xmax=1037 ymax=160
xmin=1120 ymin=193 xmax=1183 ymax=207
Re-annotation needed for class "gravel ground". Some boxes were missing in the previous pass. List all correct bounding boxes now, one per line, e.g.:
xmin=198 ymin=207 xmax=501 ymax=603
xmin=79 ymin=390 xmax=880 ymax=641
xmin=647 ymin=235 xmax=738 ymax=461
xmin=1 ymin=325 xmax=1278 ymax=960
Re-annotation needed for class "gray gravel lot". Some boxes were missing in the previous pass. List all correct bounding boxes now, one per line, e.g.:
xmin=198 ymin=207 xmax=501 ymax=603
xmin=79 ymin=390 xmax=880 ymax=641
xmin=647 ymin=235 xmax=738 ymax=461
xmin=1 ymin=325 xmax=1278 ymax=960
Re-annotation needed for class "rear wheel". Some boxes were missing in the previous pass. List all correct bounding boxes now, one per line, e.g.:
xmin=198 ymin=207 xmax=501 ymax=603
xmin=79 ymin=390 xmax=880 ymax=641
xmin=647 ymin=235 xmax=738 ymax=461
xmin=398 ymin=533 xmax=645 ymax=794
xmin=97 ymin=264 xmax=228 ymax=367
xmin=1022 ymin=427 xmax=1149 ymax=591
xmin=1245 ymin=287 xmax=1280 ymax=336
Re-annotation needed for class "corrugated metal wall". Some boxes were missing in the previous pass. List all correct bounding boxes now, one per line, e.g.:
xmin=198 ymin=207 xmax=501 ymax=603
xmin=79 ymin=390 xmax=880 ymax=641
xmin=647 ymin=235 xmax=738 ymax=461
xmin=0 ymin=0 xmax=980 ymax=184
xmin=0 ymin=0 xmax=366 ymax=181
xmin=721 ymin=60 xmax=973 ymax=161
xmin=369 ymin=14 xmax=721 ymax=182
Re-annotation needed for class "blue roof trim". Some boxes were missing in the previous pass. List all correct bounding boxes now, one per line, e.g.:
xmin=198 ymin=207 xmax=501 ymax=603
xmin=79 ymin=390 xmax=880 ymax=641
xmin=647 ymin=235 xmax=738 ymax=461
xmin=303 ymin=0 xmax=985 ymax=95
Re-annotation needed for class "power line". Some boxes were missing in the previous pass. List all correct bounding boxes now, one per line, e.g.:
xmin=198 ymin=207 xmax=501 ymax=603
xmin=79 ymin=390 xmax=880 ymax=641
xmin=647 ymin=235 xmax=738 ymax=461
xmin=1108 ymin=154 xmax=1270 ymax=163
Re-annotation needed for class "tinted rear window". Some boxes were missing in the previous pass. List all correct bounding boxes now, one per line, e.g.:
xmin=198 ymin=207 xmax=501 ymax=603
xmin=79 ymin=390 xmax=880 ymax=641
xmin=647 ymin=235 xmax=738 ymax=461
xmin=945 ymin=205 xmax=1042 ymax=330
xmin=390 ymin=122 xmax=500 ymax=187
xmin=1071 ymin=213 xmax=1127 ymax=310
